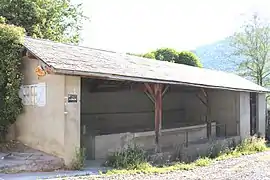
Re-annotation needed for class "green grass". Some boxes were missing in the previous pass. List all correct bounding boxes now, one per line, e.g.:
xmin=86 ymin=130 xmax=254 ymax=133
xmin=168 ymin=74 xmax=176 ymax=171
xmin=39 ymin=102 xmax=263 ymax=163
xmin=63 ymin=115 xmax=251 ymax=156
xmin=53 ymin=137 xmax=270 ymax=180
xmin=104 ymin=157 xmax=212 ymax=175
xmin=103 ymin=137 xmax=269 ymax=175
xmin=105 ymin=162 xmax=196 ymax=175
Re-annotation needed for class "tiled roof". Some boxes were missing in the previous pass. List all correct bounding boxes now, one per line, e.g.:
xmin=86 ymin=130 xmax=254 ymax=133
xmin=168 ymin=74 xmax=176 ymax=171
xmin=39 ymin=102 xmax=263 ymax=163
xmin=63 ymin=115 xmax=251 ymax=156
xmin=24 ymin=37 xmax=269 ymax=93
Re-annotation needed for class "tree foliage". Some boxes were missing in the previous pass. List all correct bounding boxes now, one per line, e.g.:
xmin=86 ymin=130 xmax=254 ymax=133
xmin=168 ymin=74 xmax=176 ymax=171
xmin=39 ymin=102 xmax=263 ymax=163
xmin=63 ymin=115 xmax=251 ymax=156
xmin=142 ymin=52 xmax=155 ymax=59
xmin=0 ymin=0 xmax=87 ymax=43
xmin=230 ymin=13 xmax=270 ymax=86
xmin=178 ymin=51 xmax=202 ymax=67
xmin=0 ymin=0 xmax=87 ymax=138
xmin=135 ymin=48 xmax=203 ymax=67
xmin=0 ymin=21 xmax=25 ymax=139
xmin=154 ymin=48 xmax=178 ymax=62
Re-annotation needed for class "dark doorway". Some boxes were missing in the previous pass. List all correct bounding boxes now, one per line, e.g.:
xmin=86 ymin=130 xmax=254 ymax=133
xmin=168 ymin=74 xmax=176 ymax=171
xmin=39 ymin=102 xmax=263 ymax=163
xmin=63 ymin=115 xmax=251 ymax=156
xmin=250 ymin=92 xmax=257 ymax=136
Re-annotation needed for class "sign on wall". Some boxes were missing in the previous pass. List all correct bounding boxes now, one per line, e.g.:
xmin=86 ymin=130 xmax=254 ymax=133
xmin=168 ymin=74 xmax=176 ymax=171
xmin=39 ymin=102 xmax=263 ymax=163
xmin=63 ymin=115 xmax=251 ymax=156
xmin=19 ymin=82 xmax=46 ymax=107
xmin=68 ymin=94 xmax=78 ymax=103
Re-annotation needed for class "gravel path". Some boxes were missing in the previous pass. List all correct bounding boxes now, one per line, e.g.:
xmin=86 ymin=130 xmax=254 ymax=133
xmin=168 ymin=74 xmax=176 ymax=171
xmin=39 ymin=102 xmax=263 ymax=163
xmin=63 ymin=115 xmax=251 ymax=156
xmin=92 ymin=151 xmax=270 ymax=180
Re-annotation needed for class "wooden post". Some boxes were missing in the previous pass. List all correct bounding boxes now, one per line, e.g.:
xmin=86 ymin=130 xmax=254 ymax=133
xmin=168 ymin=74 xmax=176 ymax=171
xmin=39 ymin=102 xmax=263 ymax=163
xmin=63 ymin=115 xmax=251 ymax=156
xmin=154 ymin=84 xmax=163 ymax=153
xmin=197 ymin=88 xmax=211 ymax=139
xmin=144 ymin=83 xmax=165 ymax=153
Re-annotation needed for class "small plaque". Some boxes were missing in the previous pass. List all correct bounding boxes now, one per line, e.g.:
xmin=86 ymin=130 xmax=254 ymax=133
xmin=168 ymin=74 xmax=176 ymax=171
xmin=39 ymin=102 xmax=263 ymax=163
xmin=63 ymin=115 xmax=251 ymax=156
xmin=68 ymin=94 xmax=77 ymax=103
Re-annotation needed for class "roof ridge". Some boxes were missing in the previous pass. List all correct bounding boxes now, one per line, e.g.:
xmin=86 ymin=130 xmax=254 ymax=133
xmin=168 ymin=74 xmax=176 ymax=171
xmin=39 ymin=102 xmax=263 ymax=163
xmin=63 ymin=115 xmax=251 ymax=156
xmin=25 ymin=36 xmax=118 ymax=54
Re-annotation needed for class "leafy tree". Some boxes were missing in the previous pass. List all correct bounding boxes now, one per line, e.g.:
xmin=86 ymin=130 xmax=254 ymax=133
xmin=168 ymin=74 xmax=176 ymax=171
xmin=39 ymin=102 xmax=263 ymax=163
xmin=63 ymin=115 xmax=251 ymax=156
xmin=154 ymin=48 xmax=178 ymax=62
xmin=177 ymin=51 xmax=202 ymax=67
xmin=230 ymin=13 xmax=270 ymax=86
xmin=137 ymin=48 xmax=203 ymax=67
xmin=0 ymin=0 xmax=87 ymax=43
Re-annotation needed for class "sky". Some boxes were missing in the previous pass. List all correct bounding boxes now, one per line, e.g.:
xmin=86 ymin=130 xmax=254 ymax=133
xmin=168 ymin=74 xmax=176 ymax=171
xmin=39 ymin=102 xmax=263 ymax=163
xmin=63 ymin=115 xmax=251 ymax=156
xmin=78 ymin=0 xmax=270 ymax=54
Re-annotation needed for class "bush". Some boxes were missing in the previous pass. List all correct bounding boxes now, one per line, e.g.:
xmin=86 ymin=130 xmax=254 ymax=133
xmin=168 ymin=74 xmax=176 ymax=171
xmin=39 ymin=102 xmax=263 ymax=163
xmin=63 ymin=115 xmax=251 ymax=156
xmin=0 ymin=16 xmax=6 ymax=24
xmin=105 ymin=144 xmax=147 ymax=169
xmin=236 ymin=137 xmax=267 ymax=152
xmin=104 ymin=137 xmax=269 ymax=175
xmin=70 ymin=147 xmax=86 ymax=170
xmin=0 ymin=23 xmax=25 ymax=140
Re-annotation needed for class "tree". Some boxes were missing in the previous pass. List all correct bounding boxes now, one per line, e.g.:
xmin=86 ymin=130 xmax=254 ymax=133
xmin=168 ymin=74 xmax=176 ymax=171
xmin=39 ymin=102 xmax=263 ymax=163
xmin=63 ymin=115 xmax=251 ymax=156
xmin=0 ymin=0 xmax=87 ymax=43
xmin=138 ymin=48 xmax=203 ymax=67
xmin=230 ymin=13 xmax=270 ymax=86
xmin=177 ymin=51 xmax=202 ymax=67
xmin=154 ymin=48 xmax=178 ymax=62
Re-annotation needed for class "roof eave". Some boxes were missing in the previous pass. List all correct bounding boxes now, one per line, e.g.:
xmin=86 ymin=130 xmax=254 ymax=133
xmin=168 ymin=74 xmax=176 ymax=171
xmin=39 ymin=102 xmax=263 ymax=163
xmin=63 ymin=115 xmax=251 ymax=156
xmin=54 ymin=68 xmax=270 ymax=93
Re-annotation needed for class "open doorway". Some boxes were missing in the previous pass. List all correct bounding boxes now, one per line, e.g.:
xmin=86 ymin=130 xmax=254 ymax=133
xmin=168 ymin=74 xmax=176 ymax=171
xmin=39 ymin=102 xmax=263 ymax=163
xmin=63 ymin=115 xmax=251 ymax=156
xmin=79 ymin=77 xmax=240 ymax=160
xmin=250 ymin=92 xmax=257 ymax=136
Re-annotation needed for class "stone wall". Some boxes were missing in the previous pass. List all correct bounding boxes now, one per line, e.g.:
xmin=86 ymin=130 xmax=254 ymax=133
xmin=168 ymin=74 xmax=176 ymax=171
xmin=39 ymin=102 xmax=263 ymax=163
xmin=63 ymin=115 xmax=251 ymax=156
xmin=94 ymin=123 xmax=216 ymax=159
xmin=149 ymin=136 xmax=241 ymax=164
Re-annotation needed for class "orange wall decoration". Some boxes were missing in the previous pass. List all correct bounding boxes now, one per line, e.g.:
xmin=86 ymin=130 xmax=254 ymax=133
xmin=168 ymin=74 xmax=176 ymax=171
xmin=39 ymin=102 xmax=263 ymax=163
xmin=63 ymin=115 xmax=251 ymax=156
xmin=35 ymin=64 xmax=53 ymax=78
xmin=35 ymin=65 xmax=46 ymax=78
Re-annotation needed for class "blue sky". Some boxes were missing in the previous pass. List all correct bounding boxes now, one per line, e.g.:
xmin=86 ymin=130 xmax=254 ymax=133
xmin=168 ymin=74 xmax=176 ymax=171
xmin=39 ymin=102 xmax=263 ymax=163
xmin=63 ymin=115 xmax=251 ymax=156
xmin=78 ymin=0 xmax=269 ymax=53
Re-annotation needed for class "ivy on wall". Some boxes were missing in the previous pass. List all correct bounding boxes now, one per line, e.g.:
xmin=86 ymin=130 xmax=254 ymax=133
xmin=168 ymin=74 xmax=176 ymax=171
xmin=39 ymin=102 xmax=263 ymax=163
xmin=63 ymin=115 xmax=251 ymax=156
xmin=0 ymin=17 xmax=25 ymax=140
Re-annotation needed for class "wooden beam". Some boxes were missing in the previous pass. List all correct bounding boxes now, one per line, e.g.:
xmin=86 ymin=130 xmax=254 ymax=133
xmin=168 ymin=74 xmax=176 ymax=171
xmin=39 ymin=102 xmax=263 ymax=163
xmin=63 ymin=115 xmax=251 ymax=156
xmin=162 ymin=85 xmax=169 ymax=97
xmin=196 ymin=94 xmax=207 ymax=106
xmin=144 ymin=83 xmax=164 ymax=153
xmin=145 ymin=91 xmax=155 ymax=103
xmin=199 ymin=88 xmax=211 ymax=139
xmin=144 ymin=83 xmax=154 ymax=96
xmin=201 ymin=88 xmax=207 ymax=98
xmin=154 ymin=84 xmax=162 ymax=153
xmin=158 ymin=85 xmax=162 ymax=152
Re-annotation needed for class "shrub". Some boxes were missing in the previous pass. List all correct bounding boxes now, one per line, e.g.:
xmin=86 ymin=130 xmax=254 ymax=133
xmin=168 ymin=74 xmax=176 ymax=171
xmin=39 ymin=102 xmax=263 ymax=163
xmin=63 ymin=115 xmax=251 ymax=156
xmin=0 ymin=23 xmax=25 ymax=140
xmin=0 ymin=16 xmax=6 ymax=24
xmin=236 ymin=137 xmax=267 ymax=152
xmin=105 ymin=144 xmax=147 ymax=169
xmin=70 ymin=147 xmax=86 ymax=170
xmin=207 ymin=143 xmax=222 ymax=159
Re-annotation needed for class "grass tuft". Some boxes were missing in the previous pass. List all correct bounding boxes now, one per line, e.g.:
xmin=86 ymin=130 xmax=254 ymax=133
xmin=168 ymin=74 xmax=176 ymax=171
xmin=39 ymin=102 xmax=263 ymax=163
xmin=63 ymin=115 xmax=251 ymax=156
xmin=69 ymin=147 xmax=86 ymax=170
xmin=194 ymin=157 xmax=212 ymax=166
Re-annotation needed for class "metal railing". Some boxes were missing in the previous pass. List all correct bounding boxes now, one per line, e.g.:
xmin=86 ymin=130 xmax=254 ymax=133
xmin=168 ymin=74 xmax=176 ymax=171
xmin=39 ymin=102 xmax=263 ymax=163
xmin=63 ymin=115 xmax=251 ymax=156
xmin=181 ymin=123 xmax=240 ymax=147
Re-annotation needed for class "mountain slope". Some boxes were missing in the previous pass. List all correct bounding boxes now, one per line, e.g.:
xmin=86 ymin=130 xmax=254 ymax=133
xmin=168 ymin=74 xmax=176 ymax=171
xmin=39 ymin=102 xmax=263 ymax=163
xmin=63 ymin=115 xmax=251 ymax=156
xmin=194 ymin=38 xmax=242 ymax=73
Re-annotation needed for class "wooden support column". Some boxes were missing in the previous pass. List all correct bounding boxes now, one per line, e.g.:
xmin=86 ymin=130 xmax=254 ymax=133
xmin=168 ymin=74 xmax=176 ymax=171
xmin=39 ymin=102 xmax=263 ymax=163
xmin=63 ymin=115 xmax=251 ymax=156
xmin=144 ymin=83 xmax=166 ymax=153
xmin=196 ymin=88 xmax=211 ymax=139
xmin=154 ymin=84 xmax=163 ymax=153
